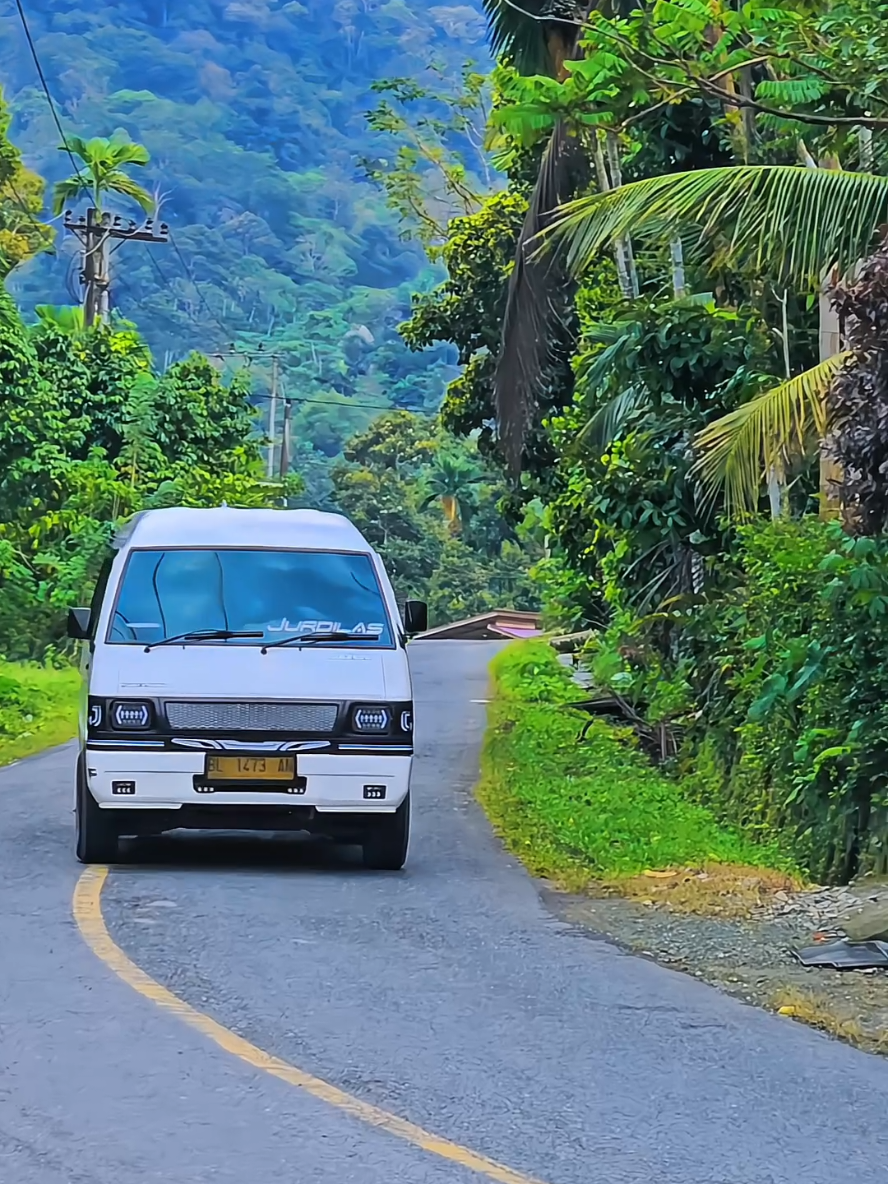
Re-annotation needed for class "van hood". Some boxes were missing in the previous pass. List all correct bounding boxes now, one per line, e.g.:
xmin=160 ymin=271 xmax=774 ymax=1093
xmin=91 ymin=644 xmax=395 ymax=701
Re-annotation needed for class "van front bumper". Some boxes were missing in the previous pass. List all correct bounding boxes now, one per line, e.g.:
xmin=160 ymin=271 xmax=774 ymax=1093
xmin=84 ymin=747 xmax=411 ymax=813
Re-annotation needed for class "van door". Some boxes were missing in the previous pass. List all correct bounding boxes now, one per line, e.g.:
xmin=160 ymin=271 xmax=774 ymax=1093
xmin=79 ymin=552 xmax=114 ymax=740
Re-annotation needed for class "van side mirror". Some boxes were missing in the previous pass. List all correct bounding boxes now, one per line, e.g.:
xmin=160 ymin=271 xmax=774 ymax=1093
xmin=67 ymin=607 xmax=92 ymax=640
xmin=404 ymin=599 xmax=428 ymax=636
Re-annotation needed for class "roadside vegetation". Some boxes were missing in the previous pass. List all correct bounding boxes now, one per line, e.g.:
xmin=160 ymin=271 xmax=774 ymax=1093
xmin=479 ymin=641 xmax=797 ymax=906
xmin=0 ymin=660 xmax=80 ymax=766
xmin=371 ymin=0 xmax=888 ymax=891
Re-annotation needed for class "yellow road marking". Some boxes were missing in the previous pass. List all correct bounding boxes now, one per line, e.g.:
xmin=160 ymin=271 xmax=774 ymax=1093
xmin=73 ymin=866 xmax=547 ymax=1184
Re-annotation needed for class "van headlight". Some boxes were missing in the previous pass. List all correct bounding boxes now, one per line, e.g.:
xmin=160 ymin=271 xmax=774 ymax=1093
xmin=352 ymin=705 xmax=391 ymax=733
xmin=110 ymin=700 xmax=153 ymax=730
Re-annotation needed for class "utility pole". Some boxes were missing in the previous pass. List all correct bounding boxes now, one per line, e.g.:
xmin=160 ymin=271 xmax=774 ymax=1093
xmin=267 ymin=355 xmax=279 ymax=479
xmin=64 ymin=209 xmax=169 ymax=327
xmin=280 ymin=398 xmax=292 ymax=480
xmin=210 ymin=346 xmax=285 ymax=476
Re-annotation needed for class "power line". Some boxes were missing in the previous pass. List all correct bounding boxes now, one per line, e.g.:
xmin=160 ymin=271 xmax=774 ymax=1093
xmin=139 ymin=243 xmax=233 ymax=344
xmin=144 ymin=243 xmax=175 ymax=291
xmin=167 ymin=228 xmax=231 ymax=339
xmin=14 ymin=0 xmax=87 ymax=187
xmin=253 ymin=393 xmax=416 ymax=412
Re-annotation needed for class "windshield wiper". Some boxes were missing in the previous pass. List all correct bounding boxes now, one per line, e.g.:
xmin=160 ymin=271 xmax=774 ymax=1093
xmin=144 ymin=629 xmax=263 ymax=652
xmin=261 ymin=630 xmax=379 ymax=654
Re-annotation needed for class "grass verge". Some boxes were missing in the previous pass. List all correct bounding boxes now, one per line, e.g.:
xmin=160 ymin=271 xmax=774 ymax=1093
xmin=0 ymin=660 xmax=81 ymax=766
xmin=477 ymin=640 xmax=797 ymax=907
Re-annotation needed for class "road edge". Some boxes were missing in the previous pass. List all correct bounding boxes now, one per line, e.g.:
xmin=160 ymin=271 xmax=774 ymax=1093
xmin=71 ymin=866 xmax=549 ymax=1184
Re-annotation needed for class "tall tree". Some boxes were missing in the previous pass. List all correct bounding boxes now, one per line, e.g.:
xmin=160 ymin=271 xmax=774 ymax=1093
xmin=483 ymin=0 xmax=593 ymax=473
xmin=547 ymin=164 xmax=888 ymax=513
xmin=0 ymin=89 xmax=51 ymax=277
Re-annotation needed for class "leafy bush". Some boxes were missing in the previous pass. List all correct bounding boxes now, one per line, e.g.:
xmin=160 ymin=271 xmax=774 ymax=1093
xmin=681 ymin=523 xmax=888 ymax=885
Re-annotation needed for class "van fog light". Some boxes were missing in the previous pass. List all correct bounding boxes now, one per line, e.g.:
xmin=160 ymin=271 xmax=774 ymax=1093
xmin=352 ymin=706 xmax=390 ymax=732
xmin=363 ymin=785 xmax=387 ymax=800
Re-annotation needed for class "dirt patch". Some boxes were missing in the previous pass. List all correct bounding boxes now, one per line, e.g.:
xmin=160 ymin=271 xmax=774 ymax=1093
xmin=541 ymin=875 xmax=888 ymax=1053
xmin=608 ymin=863 xmax=802 ymax=919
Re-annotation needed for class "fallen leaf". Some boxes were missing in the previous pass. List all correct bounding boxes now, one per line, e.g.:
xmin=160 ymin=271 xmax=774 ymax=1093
xmin=643 ymin=869 xmax=679 ymax=880
xmin=778 ymin=1006 xmax=797 ymax=1016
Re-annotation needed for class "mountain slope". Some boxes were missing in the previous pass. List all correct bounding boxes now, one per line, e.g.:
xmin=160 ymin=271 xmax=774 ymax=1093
xmin=0 ymin=0 xmax=489 ymax=481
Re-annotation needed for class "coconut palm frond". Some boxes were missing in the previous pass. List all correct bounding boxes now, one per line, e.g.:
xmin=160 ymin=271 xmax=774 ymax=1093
xmin=574 ymin=319 xmax=640 ymax=391
xmin=692 ymin=353 xmax=849 ymax=517
xmin=483 ymin=0 xmax=552 ymax=75
xmin=482 ymin=0 xmax=589 ymax=77
xmin=578 ymin=318 xmax=636 ymax=346
xmin=495 ymin=119 xmax=588 ymax=473
xmin=546 ymin=165 xmax=888 ymax=287
xmin=577 ymin=385 xmax=649 ymax=450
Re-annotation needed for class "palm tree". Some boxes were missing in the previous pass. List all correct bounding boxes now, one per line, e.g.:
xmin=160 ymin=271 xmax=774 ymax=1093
xmin=52 ymin=134 xmax=154 ymax=216
xmin=484 ymin=0 xmax=588 ymax=80
xmin=482 ymin=0 xmax=594 ymax=473
xmin=421 ymin=453 xmax=484 ymax=531
xmin=52 ymin=134 xmax=155 ymax=328
xmin=543 ymin=163 xmax=888 ymax=511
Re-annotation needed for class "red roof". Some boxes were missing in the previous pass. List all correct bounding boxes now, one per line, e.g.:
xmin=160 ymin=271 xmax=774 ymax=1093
xmin=416 ymin=610 xmax=542 ymax=641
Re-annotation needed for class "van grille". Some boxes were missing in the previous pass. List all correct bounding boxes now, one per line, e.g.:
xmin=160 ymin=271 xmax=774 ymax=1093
xmin=164 ymin=701 xmax=338 ymax=733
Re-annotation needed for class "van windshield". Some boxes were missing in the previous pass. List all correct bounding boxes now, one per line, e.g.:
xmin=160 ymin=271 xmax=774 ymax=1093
xmin=107 ymin=548 xmax=394 ymax=647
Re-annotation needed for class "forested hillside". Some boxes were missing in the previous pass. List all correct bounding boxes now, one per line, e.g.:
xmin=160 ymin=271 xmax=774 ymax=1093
xmin=0 ymin=0 xmax=489 ymax=494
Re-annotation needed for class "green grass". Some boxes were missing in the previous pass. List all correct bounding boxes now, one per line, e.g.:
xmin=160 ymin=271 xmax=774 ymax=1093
xmin=0 ymin=660 xmax=81 ymax=766
xmin=478 ymin=640 xmax=792 ymax=887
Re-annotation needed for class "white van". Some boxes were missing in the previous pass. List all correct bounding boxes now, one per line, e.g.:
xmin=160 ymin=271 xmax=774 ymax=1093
xmin=67 ymin=507 xmax=428 ymax=869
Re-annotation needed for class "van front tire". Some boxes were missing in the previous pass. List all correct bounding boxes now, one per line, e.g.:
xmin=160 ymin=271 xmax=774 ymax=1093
xmin=361 ymin=793 xmax=410 ymax=871
xmin=76 ymin=755 xmax=119 ymax=864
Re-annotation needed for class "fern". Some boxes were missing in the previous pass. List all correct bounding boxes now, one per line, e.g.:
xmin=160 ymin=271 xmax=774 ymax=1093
xmin=755 ymin=78 xmax=830 ymax=104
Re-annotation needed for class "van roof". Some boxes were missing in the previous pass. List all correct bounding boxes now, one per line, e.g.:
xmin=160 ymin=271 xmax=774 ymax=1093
xmin=116 ymin=507 xmax=373 ymax=552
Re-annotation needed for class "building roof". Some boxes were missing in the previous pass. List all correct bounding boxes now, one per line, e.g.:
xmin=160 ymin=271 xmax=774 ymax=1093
xmin=117 ymin=507 xmax=372 ymax=552
xmin=417 ymin=610 xmax=542 ymax=641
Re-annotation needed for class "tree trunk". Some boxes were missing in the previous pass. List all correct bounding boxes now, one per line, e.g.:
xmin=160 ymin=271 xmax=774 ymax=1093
xmin=605 ymin=132 xmax=639 ymax=297
xmin=592 ymin=134 xmax=634 ymax=299
xmin=670 ymin=236 xmax=686 ymax=298
xmin=818 ymin=273 xmax=842 ymax=519
xmin=767 ymin=289 xmax=791 ymax=519
xmin=799 ymin=145 xmax=843 ymax=518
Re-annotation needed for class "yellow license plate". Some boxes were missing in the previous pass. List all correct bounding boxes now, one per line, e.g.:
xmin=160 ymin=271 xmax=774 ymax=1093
xmin=206 ymin=755 xmax=296 ymax=781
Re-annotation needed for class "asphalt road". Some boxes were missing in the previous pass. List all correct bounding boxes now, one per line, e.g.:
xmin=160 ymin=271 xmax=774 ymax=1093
xmin=3 ymin=639 xmax=888 ymax=1184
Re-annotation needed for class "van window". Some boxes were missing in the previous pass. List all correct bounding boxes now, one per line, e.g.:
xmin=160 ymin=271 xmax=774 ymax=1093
xmin=107 ymin=548 xmax=394 ymax=647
